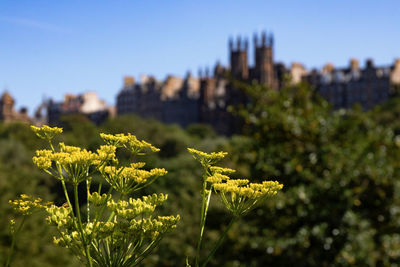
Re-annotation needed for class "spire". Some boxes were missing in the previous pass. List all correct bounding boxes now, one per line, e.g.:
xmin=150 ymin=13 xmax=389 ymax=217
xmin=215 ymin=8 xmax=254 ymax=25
xmin=261 ymin=31 xmax=267 ymax=46
xmin=236 ymin=36 xmax=241 ymax=51
xmin=229 ymin=37 xmax=233 ymax=52
xmin=244 ymin=38 xmax=248 ymax=51
xmin=269 ymin=33 xmax=274 ymax=47
xmin=253 ymin=32 xmax=258 ymax=47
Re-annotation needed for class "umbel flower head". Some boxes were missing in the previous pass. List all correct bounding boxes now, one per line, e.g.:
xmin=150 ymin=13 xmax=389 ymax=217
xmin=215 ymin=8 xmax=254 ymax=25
xmin=213 ymin=179 xmax=283 ymax=216
xmin=107 ymin=193 xmax=168 ymax=220
xmin=46 ymin=204 xmax=74 ymax=229
xmin=102 ymin=164 xmax=167 ymax=195
xmin=189 ymin=147 xmax=284 ymax=217
xmin=9 ymin=194 xmax=52 ymax=215
xmin=187 ymin=148 xmax=228 ymax=167
xmin=31 ymin=125 xmax=63 ymax=140
xmin=100 ymin=133 xmax=159 ymax=155
xmin=32 ymin=145 xmax=99 ymax=184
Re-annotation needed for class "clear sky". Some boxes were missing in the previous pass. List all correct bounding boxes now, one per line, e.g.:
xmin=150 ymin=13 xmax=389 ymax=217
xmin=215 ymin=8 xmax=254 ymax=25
xmin=0 ymin=0 xmax=399 ymax=113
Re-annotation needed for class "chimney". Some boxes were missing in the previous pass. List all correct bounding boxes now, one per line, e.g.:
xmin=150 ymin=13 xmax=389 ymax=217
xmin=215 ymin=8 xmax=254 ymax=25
xmin=124 ymin=76 xmax=135 ymax=88
xmin=350 ymin=58 xmax=359 ymax=70
xmin=366 ymin=59 xmax=374 ymax=68
xmin=322 ymin=63 xmax=335 ymax=73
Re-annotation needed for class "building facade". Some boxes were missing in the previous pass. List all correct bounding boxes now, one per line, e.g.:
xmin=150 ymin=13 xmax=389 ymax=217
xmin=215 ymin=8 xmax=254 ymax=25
xmin=47 ymin=92 xmax=114 ymax=125
xmin=116 ymin=32 xmax=400 ymax=134
xmin=0 ymin=91 xmax=29 ymax=123
xmin=304 ymin=59 xmax=400 ymax=110
xmin=117 ymin=32 xmax=280 ymax=134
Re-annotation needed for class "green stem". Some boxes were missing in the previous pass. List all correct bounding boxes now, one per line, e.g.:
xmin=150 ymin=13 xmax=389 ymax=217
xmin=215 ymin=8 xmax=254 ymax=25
xmin=201 ymin=217 xmax=237 ymax=267
xmin=86 ymin=178 xmax=91 ymax=222
xmin=106 ymin=193 xmax=123 ymax=222
xmin=74 ymin=184 xmax=93 ymax=267
xmin=5 ymin=217 xmax=26 ymax=267
xmin=195 ymin=177 xmax=212 ymax=267
xmin=91 ymin=186 xmax=114 ymax=237
xmin=61 ymin=179 xmax=74 ymax=214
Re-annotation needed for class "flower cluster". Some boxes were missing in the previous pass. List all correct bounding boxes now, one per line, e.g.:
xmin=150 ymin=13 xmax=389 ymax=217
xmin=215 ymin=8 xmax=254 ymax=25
xmin=127 ymin=215 xmax=180 ymax=239
xmin=51 ymin=193 xmax=179 ymax=266
xmin=189 ymin=147 xmax=284 ymax=217
xmin=205 ymin=166 xmax=235 ymax=183
xmin=32 ymin=146 xmax=99 ymax=184
xmin=102 ymin=164 xmax=167 ymax=195
xmin=9 ymin=194 xmax=52 ymax=215
xmin=88 ymin=192 xmax=109 ymax=206
xmin=96 ymin=145 xmax=117 ymax=164
xmin=31 ymin=125 xmax=63 ymax=140
xmin=107 ymin=193 xmax=168 ymax=220
xmin=100 ymin=133 xmax=160 ymax=154
xmin=52 ymin=215 xmax=180 ymax=250
xmin=187 ymin=148 xmax=228 ymax=167
xmin=46 ymin=205 xmax=74 ymax=228
xmin=213 ymin=179 xmax=283 ymax=216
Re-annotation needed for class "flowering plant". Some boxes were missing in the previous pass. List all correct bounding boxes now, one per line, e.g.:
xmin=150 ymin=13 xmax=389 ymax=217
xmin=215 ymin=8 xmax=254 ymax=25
xmin=187 ymin=148 xmax=283 ymax=267
xmin=8 ymin=125 xmax=179 ymax=267
xmin=7 ymin=125 xmax=283 ymax=267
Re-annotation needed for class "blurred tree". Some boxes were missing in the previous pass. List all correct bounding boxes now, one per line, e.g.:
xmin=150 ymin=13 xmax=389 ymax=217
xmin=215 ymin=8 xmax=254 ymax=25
xmin=0 ymin=123 xmax=78 ymax=267
xmin=225 ymin=81 xmax=400 ymax=266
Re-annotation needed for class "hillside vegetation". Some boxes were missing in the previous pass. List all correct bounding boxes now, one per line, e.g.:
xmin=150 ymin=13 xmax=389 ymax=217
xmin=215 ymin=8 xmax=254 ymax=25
xmin=2 ymin=83 xmax=400 ymax=266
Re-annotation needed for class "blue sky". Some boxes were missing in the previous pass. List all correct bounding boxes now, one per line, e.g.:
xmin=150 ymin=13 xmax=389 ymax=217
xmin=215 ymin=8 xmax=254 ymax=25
xmin=0 ymin=0 xmax=399 ymax=113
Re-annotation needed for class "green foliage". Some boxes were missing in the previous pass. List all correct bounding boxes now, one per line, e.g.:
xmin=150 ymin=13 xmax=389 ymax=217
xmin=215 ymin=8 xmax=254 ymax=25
xmin=3 ymin=84 xmax=400 ymax=267
xmin=229 ymin=82 xmax=400 ymax=266
xmin=0 ymin=123 xmax=78 ymax=267
xmin=10 ymin=126 xmax=181 ymax=267
xmin=0 ymin=116 xmax=230 ymax=266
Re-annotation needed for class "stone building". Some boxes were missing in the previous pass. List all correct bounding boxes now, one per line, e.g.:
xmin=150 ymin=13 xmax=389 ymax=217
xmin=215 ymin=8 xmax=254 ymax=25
xmin=117 ymin=73 xmax=200 ymax=128
xmin=304 ymin=59 xmax=400 ymax=110
xmin=116 ymin=32 xmax=281 ymax=135
xmin=0 ymin=91 xmax=29 ymax=123
xmin=47 ymin=92 xmax=113 ymax=125
xmin=198 ymin=32 xmax=279 ymax=134
xmin=116 ymin=32 xmax=400 ymax=134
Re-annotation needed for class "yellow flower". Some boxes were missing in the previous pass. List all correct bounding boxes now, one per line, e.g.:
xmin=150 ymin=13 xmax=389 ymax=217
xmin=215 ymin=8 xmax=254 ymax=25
xmin=46 ymin=205 xmax=73 ymax=228
xmin=213 ymin=179 xmax=283 ymax=216
xmin=100 ymin=132 xmax=160 ymax=154
xmin=103 ymin=165 xmax=167 ymax=194
xmin=187 ymin=148 xmax=227 ymax=167
xmin=107 ymin=194 xmax=168 ymax=220
xmin=206 ymin=173 xmax=230 ymax=184
xmin=96 ymin=145 xmax=117 ymax=163
xmin=9 ymin=194 xmax=52 ymax=215
xmin=31 ymin=125 xmax=63 ymax=140
xmin=88 ymin=192 xmax=110 ymax=206
xmin=59 ymin=143 xmax=81 ymax=153
xmin=210 ymin=166 xmax=236 ymax=175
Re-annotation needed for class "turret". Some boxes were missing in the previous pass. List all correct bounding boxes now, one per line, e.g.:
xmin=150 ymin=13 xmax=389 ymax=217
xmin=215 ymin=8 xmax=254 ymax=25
xmin=254 ymin=31 xmax=276 ymax=88
xmin=0 ymin=91 xmax=15 ymax=121
xmin=229 ymin=36 xmax=249 ymax=80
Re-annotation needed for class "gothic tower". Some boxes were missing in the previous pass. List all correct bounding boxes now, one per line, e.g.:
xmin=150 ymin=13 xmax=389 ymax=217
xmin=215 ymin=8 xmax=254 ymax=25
xmin=254 ymin=31 xmax=276 ymax=89
xmin=229 ymin=36 xmax=249 ymax=80
xmin=0 ymin=91 xmax=14 ymax=122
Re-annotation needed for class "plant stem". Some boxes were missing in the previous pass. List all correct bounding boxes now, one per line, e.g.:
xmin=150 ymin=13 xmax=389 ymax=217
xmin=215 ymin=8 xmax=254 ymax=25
xmin=201 ymin=217 xmax=237 ymax=267
xmin=86 ymin=178 xmax=91 ymax=222
xmin=195 ymin=177 xmax=212 ymax=267
xmin=74 ymin=184 xmax=93 ymax=267
xmin=5 ymin=217 xmax=26 ymax=267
